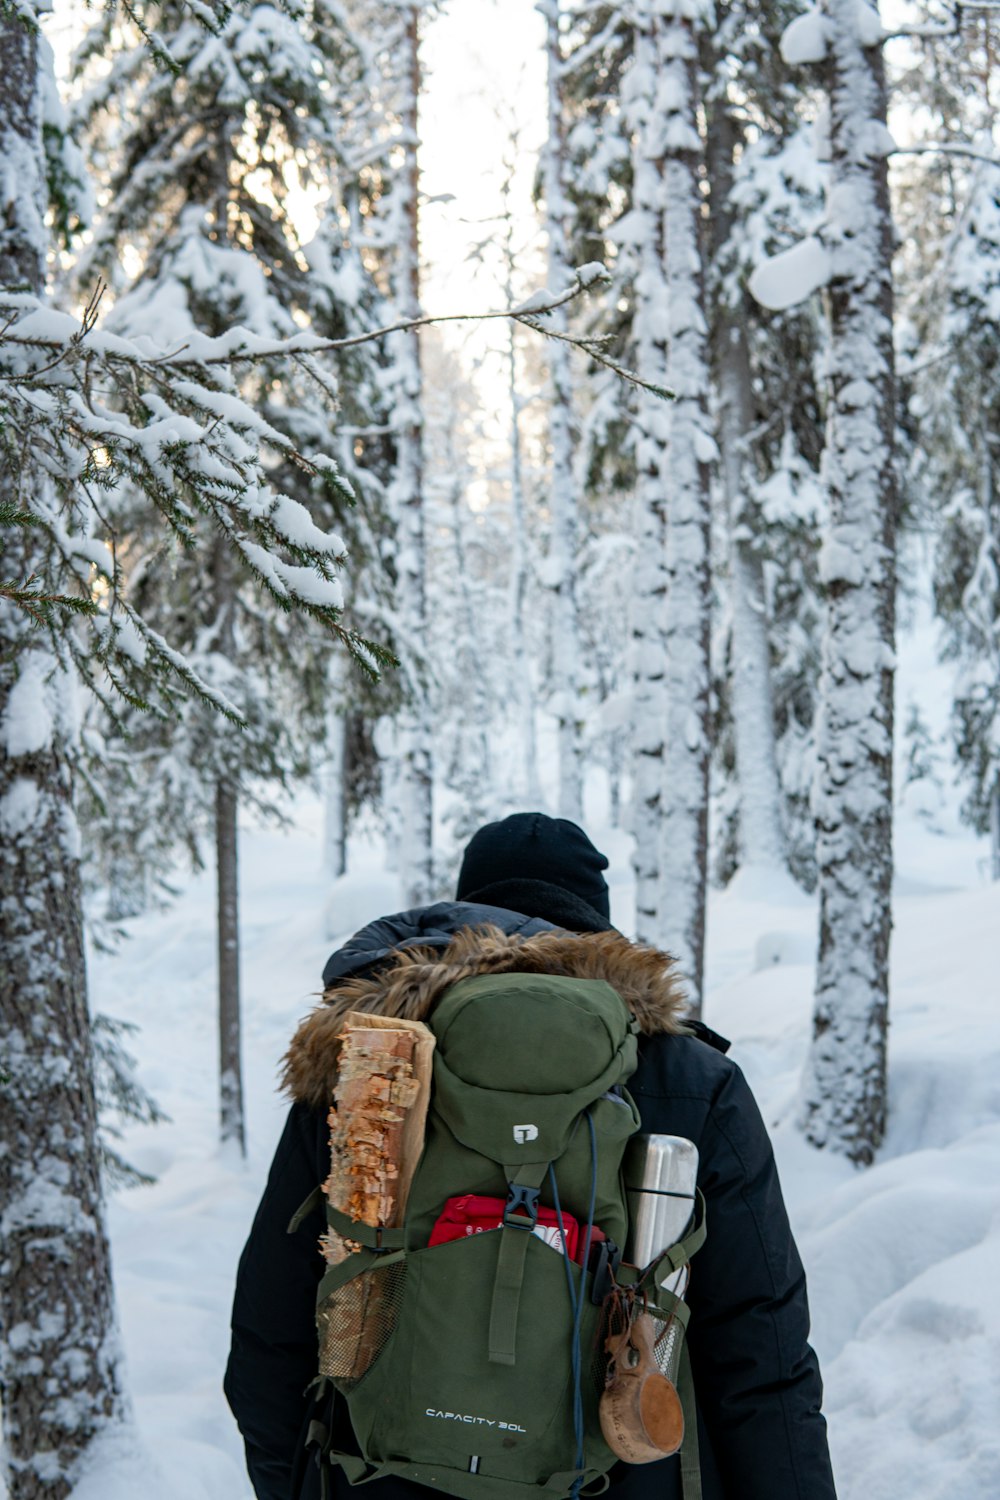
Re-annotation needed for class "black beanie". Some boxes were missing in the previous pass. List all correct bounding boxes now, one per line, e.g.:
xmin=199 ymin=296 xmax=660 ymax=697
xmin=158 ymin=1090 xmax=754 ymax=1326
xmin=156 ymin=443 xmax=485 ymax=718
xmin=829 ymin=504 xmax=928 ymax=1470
xmin=456 ymin=813 xmax=611 ymax=924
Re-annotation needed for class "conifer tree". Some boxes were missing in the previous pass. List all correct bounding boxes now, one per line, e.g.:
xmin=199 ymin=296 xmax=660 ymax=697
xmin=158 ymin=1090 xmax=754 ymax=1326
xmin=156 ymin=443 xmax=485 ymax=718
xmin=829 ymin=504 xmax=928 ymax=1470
xmin=541 ymin=0 xmax=585 ymax=821
xmin=385 ymin=0 xmax=434 ymax=905
xmin=0 ymin=14 xmax=124 ymax=1493
xmin=74 ymin=0 xmax=396 ymax=1149
xmin=326 ymin=0 xmax=434 ymax=902
xmin=923 ymin=164 xmax=1000 ymax=878
xmin=895 ymin=15 xmax=1000 ymax=882
xmin=617 ymin=0 xmax=713 ymax=1006
xmin=2 ymin=2 xmax=371 ymax=1489
xmin=772 ymin=0 xmax=898 ymax=1164
xmin=422 ymin=334 xmax=498 ymax=849
xmin=702 ymin=0 xmax=819 ymax=879
xmin=562 ymin=2 xmax=634 ymax=502
xmin=564 ymin=1 xmax=828 ymax=895
xmin=498 ymin=135 xmax=541 ymax=802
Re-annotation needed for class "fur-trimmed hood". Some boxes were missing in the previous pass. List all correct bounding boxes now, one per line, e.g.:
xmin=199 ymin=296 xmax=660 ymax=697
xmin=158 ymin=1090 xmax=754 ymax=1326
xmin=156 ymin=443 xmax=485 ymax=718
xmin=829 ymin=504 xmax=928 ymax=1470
xmin=283 ymin=925 xmax=687 ymax=1110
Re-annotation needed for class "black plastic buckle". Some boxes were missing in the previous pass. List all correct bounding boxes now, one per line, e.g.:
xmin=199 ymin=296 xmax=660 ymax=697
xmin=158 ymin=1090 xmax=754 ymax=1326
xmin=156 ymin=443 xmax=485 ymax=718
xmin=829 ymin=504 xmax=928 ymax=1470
xmin=590 ymin=1237 xmax=622 ymax=1304
xmin=503 ymin=1183 xmax=540 ymax=1229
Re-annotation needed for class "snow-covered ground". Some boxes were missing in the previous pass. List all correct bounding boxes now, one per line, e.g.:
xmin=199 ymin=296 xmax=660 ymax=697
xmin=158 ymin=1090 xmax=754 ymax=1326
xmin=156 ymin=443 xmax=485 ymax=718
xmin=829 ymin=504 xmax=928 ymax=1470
xmin=46 ymin=604 xmax=1000 ymax=1500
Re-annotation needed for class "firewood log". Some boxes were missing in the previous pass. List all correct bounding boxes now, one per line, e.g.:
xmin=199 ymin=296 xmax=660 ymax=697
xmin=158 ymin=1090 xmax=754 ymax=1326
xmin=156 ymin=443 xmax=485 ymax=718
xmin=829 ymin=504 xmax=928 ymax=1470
xmin=318 ymin=1014 xmax=434 ymax=1381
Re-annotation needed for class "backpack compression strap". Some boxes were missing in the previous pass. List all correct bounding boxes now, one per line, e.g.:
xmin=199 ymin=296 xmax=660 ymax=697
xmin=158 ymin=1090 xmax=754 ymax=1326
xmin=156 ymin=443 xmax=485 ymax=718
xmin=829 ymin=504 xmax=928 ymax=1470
xmin=647 ymin=1189 xmax=707 ymax=1291
xmin=488 ymin=1162 xmax=548 ymax=1366
xmin=651 ymin=1191 xmax=706 ymax=1500
xmin=288 ymin=1187 xmax=407 ymax=1252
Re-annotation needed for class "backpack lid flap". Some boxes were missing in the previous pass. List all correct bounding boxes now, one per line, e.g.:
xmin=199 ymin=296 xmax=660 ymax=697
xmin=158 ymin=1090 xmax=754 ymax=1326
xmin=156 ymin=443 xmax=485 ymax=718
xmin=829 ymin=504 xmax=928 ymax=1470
xmin=429 ymin=972 xmax=638 ymax=1164
xmin=430 ymin=972 xmax=634 ymax=1092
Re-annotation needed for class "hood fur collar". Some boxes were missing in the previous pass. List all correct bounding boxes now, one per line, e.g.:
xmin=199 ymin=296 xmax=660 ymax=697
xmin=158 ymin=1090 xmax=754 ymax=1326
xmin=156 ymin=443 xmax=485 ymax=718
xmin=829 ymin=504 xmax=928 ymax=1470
xmin=283 ymin=925 xmax=687 ymax=1110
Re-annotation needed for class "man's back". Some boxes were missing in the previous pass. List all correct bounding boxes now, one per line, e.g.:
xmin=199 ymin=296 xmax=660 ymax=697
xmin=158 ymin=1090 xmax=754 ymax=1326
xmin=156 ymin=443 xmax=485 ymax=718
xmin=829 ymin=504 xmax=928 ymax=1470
xmin=226 ymin=898 xmax=835 ymax=1500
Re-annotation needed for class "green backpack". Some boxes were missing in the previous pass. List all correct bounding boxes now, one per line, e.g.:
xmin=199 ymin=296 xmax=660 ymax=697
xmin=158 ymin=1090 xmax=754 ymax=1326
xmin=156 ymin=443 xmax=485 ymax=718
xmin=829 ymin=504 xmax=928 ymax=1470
xmin=293 ymin=971 xmax=705 ymax=1500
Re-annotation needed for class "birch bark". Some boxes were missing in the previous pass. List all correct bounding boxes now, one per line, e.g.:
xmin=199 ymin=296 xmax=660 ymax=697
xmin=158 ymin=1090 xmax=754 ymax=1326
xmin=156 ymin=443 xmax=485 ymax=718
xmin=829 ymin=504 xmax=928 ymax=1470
xmin=801 ymin=0 xmax=896 ymax=1164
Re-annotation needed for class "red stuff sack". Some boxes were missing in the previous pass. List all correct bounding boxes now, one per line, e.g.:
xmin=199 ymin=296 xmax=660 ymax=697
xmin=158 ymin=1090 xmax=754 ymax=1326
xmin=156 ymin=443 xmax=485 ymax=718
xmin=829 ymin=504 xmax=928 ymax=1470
xmin=429 ymin=1194 xmax=605 ymax=1263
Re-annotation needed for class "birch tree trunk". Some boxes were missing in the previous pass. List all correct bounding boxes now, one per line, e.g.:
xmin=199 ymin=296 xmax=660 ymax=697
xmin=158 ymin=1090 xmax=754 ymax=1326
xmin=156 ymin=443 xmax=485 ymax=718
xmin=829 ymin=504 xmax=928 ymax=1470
xmin=706 ymin=106 xmax=786 ymax=873
xmin=0 ymin=18 xmax=124 ymax=1496
xmin=542 ymin=0 xmax=584 ymax=822
xmin=393 ymin=3 xmax=433 ymax=905
xmin=800 ymin=0 xmax=896 ymax=1164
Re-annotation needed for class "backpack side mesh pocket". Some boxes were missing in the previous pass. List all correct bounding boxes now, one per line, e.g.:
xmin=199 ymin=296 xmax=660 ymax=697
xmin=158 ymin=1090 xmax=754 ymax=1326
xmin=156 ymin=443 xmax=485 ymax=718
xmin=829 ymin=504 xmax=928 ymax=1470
xmin=318 ymin=1255 xmax=407 ymax=1388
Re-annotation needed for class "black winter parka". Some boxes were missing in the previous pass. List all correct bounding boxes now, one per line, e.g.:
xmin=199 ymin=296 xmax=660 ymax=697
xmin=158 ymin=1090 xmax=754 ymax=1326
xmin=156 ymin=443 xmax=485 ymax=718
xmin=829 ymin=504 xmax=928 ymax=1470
xmin=224 ymin=903 xmax=837 ymax=1500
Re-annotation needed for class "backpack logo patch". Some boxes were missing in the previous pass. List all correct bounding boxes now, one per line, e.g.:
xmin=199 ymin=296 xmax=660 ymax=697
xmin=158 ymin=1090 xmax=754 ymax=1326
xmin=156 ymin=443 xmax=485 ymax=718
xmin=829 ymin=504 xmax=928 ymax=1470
xmin=512 ymin=1124 xmax=538 ymax=1143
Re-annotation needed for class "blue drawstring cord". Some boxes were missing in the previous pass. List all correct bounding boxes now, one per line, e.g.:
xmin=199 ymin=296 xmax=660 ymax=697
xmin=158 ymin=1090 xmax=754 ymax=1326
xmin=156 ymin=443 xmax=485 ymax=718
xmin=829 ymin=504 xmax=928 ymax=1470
xmin=548 ymin=1111 xmax=599 ymax=1500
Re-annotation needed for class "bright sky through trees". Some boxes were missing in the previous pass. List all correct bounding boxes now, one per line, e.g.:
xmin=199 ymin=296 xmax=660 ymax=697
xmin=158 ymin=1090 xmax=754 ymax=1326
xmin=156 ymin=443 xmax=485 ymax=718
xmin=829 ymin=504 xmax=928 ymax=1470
xmin=421 ymin=0 xmax=547 ymax=319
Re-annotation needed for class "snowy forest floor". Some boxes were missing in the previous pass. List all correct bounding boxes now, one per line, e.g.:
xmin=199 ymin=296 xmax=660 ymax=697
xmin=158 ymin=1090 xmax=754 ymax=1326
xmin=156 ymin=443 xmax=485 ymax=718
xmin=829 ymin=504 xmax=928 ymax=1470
xmin=31 ymin=599 xmax=1000 ymax=1500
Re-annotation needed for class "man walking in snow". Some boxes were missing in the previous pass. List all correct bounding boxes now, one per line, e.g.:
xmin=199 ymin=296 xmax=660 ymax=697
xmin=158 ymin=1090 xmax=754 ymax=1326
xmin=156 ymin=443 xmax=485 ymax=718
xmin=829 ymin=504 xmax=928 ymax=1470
xmin=225 ymin=811 xmax=837 ymax=1500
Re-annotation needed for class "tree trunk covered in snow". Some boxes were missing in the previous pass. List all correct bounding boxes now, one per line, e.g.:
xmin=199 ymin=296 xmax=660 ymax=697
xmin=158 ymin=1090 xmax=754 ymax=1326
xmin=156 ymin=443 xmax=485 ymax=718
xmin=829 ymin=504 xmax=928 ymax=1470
xmin=627 ymin=11 xmax=671 ymax=941
xmin=501 ymin=152 xmax=540 ymax=804
xmin=213 ymin=541 xmax=245 ymax=1155
xmin=324 ymin=657 xmax=348 ymax=883
xmin=801 ymin=0 xmax=896 ymax=1165
xmin=507 ymin=319 xmax=541 ymax=802
xmin=0 ymin=19 xmax=124 ymax=1497
xmin=393 ymin=3 xmax=433 ymax=905
xmin=542 ymin=0 xmax=583 ymax=822
xmin=0 ymin=24 xmax=46 ymax=293
xmin=627 ymin=4 xmax=713 ymax=1006
xmin=216 ymin=779 xmax=244 ymax=1154
xmin=446 ymin=470 xmax=493 ymax=809
xmin=706 ymin=104 xmax=786 ymax=874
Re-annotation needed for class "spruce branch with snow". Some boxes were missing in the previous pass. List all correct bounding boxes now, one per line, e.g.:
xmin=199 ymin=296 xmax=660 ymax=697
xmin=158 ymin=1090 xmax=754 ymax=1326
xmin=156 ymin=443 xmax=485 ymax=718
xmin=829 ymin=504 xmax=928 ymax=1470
xmin=71 ymin=0 xmax=408 ymax=1156
xmin=91 ymin=1013 xmax=170 ymax=1191
xmin=915 ymin=162 xmax=1000 ymax=878
xmin=703 ymin=0 xmax=828 ymax=889
xmin=0 ymin=287 xmax=382 ymax=707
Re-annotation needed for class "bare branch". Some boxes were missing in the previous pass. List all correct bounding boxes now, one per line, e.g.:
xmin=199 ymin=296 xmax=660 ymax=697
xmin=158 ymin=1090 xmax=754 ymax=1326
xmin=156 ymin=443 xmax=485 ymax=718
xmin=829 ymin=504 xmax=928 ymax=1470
xmin=891 ymin=142 xmax=1000 ymax=168
xmin=1 ymin=272 xmax=676 ymax=402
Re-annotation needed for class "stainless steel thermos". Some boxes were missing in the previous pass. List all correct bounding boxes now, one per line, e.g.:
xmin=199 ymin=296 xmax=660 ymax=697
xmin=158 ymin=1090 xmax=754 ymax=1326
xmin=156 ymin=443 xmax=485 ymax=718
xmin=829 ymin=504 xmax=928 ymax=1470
xmin=623 ymin=1133 xmax=699 ymax=1291
xmin=622 ymin=1134 xmax=699 ymax=1386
